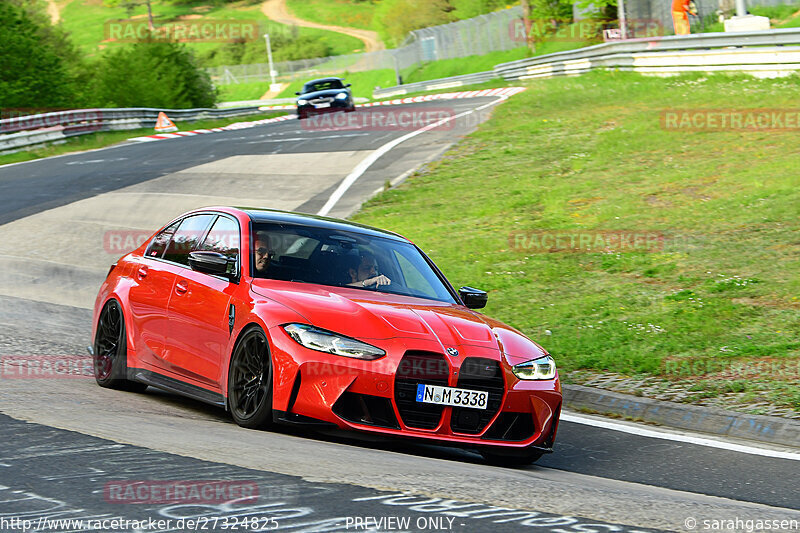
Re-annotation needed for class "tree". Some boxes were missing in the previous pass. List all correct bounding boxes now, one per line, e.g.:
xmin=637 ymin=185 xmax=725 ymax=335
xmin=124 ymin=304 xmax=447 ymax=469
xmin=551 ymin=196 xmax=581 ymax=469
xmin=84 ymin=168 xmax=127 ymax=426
xmin=95 ymin=39 xmax=217 ymax=109
xmin=520 ymin=0 xmax=535 ymax=52
xmin=0 ymin=2 xmax=80 ymax=110
xmin=104 ymin=0 xmax=154 ymax=31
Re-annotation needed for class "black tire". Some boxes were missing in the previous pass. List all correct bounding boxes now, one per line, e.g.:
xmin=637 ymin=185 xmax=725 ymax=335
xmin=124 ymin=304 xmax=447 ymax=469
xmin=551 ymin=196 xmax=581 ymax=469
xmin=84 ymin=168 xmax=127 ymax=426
xmin=228 ymin=326 xmax=273 ymax=429
xmin=480 ymin=448 xmax=543 ymax=467
xmin=93 ymin=299 xmax=147 ymax=392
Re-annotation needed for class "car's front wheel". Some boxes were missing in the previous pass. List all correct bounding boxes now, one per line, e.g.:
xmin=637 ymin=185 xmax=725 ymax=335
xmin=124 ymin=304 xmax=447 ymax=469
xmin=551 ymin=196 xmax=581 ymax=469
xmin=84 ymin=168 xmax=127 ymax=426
xmin=228 ymin=326 xmax=273 ymax=429
xmin=93 ymin=299 xmax=147 ymax=392
xmin=480 ymin=447 xmax=543 ymax=466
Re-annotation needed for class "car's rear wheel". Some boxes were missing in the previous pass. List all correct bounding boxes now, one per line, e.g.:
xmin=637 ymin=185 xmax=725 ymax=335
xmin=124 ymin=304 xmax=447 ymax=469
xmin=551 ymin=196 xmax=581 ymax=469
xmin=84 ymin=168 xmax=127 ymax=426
xmin=93 ymin=299 xmax=147 ymax=392
xmin=480 ymin=448 xmax=543 ymax=466
xmin=228 ymin=326 xmax=273 ymax=429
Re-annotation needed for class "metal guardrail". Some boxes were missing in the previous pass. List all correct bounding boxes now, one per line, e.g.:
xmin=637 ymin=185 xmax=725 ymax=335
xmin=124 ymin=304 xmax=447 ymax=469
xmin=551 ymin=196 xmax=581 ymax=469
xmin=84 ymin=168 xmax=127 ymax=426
xmin=373 ymin=71 xmax=498 ymax=99
xmin=369 ymin=28 xmax=800 ymax=97
xmin=0 ymin=106 xmax=267 ymax=154
xmin=493 ymin=27 xmax=800 ymax=80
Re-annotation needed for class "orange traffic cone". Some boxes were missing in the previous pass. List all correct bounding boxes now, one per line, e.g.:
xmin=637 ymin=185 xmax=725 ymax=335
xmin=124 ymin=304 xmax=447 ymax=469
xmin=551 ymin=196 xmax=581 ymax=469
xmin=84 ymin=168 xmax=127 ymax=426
xmin=154 ymin=112 xmax=178 ymax=133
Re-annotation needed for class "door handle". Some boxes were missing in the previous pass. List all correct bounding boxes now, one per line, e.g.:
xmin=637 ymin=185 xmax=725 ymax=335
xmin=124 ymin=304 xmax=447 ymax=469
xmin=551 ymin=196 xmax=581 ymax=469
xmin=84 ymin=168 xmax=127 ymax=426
xmin=175 ymin=281 xmax=188 ymax=294
xmin=137 ymin=266 xmax=148 ymax=278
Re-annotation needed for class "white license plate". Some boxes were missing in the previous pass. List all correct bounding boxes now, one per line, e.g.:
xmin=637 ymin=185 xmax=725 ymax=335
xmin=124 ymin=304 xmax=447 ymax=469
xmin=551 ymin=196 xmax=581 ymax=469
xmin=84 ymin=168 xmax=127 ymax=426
xmin=314 ymin=103 xmax=331 ymax=109
xmin=416 ymin=384 xmax=488 ymax=410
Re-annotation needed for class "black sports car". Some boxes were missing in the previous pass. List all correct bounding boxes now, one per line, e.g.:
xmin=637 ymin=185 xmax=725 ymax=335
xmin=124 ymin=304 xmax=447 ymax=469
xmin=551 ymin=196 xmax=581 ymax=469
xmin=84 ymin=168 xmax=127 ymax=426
xmin=296 ymin=77 xmax=355 ymax=120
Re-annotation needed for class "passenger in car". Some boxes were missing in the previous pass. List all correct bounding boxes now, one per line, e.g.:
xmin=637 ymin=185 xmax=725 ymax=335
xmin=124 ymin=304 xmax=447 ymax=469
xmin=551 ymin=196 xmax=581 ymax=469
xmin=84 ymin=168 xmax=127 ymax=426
xmin=346 ymin=252 xmax=391 ymax=288
xmin=254 ymin=233 xmax=275 ymax=276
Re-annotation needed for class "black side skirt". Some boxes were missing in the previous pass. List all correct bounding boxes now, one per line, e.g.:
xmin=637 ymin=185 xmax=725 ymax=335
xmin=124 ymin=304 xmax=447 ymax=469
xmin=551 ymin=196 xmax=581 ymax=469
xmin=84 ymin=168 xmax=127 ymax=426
xmin=129 ymin=368 xmax=227 ymax=409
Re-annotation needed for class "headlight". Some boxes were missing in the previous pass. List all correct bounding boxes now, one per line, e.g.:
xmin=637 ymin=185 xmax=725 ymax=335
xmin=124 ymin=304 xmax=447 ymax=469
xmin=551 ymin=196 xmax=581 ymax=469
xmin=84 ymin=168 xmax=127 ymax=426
xmin=512 ymin=356 xmax=557 ymax=380
xmin=297 ymin=99 xmax=308 ymax=105
xmin=282 ymin=324 xmax=385 ymax=360
xmin=334 ymin=92 xmax=348 ymax=100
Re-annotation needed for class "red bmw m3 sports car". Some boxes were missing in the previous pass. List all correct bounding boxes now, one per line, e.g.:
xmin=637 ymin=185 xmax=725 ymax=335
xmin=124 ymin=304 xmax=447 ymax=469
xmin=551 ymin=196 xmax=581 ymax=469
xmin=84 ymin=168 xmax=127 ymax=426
xmin=91 ymin=207 xmax=561 ymax=464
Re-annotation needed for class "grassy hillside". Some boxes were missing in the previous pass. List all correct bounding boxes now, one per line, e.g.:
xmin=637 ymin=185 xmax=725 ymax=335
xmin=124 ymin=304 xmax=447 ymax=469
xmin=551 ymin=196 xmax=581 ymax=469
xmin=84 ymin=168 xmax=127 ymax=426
xmin=58 ymin=0 xmax=363 ymax=62
xmin=284 ymin=0 xmax=513 ymax=45
xmin=285 ymin=0 xmax=378 ymax=31
xmin=352 ymin=71 xmax=800 ymax=414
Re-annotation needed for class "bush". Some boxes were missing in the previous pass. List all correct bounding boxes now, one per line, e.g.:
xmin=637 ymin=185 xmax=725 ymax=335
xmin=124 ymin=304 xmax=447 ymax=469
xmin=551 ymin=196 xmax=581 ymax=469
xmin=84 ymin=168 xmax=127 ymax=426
xmin=95 ymin=39 xmax=217 ymax=108
xmin=200 ymin=32 xmax=333 ymax=67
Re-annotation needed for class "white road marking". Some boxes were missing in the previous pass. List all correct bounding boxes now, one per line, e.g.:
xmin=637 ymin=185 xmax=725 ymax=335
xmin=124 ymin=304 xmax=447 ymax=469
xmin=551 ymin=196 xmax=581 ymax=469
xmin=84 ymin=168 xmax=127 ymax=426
xmin=561 ymin=412 xmax=800 ymax=461
xmin=65 ymin=157 xmax=127 ymax=166
xmin=245 ymin=133 xmax=370 ymax=144
xmin=0 ymin=144 xmax=127 ymax=169
xmin=316 ymin=95 xmax=512 ymax=216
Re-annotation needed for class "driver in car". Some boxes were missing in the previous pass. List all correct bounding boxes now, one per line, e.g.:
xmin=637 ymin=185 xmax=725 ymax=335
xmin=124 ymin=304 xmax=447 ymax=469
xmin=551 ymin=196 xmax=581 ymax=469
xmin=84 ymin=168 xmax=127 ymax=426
xmin=254 ymin=233 xmax=275 ymax=276
xmin=347 ymin=252 xmax=391 ymax=288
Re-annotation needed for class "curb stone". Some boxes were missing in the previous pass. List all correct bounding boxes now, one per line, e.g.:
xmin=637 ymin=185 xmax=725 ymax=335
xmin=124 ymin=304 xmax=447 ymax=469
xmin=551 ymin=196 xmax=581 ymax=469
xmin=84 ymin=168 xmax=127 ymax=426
xmin=563 ymin=384 xmax=800 ymax=448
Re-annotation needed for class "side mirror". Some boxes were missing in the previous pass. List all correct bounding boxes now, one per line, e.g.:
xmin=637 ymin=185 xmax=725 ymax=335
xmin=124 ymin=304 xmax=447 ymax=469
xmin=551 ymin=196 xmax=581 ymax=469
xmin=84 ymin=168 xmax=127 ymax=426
xmin=345 ymin=83 xmax=351 ymax=87
xmin=458 ymin=286 xmax=488 ymax=309
xmin=188 ymin=251 xmax=236 ymax=279
xmin=295 ymin=91 xmax=301 ymax=95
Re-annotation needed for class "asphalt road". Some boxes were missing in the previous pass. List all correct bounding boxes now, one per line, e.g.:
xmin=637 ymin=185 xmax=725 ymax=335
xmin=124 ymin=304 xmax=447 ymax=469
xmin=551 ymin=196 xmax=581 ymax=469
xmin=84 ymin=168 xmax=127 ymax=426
xmin=0 ymin=98 xmax=491 ymax=225
xmin=0 ymin=413 xmax=666 ymax=533
xmin=0 ymin=97 xmax=798 ymax=532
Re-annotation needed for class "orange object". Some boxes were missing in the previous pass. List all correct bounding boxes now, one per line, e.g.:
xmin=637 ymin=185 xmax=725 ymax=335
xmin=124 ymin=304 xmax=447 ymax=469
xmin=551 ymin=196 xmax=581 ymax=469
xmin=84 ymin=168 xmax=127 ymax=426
xmin=672 ymin=0 xmax=692 ymax=34
xmin=154 ymin=112 xmax=177 ymax=133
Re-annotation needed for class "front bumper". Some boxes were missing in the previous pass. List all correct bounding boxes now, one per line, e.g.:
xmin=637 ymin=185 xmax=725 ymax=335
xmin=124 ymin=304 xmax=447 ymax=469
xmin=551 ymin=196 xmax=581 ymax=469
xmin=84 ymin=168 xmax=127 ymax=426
xmin=269 ymin=327 xmax=562 ymax=451
xmin=297 ymin=99 xmax=352 ymax=117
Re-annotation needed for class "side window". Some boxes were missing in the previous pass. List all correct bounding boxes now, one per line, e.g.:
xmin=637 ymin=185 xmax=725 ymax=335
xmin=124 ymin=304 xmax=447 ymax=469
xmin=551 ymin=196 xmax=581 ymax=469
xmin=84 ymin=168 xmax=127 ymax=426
xmin=393 ymin=250 xmax=436 ymax=298
xmin=163 ymin=214 xmax=215 ymax=266
xmin=199 ymin=216 xmax=240 ymax=275
xmin=146 ymin=221 xmax=180 ymax=259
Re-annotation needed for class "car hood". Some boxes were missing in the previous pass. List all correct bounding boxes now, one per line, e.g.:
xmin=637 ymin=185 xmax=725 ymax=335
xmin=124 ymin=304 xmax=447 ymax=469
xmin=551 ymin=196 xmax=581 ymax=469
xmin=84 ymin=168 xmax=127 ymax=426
xmin=298 ymin=89 xmax=348 ymax=100
xmin=250 ymin=280 xmax=547 ymax=365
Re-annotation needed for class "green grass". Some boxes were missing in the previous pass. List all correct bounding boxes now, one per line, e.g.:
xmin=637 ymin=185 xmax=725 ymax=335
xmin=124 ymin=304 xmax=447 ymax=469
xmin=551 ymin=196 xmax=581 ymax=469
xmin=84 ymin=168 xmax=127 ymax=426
xmin=0 ymin=111 xmax=286 ymax=167
xmin=351 ymin=71 xmax=800 ymax=413
xmin=402 ymin=48 xmax=530 ymax=84
xmin=752 ymin=3 xmax=800 ymax=22
xmin=58 ymin=0 xmax=363 ymax=61
xmin=218 ymin=82 xmax=274 ymax=102
xmin=285 ymin=0 xmax=378 ymax=32
xmin=267 ymin=48 xmax=530 ymax=100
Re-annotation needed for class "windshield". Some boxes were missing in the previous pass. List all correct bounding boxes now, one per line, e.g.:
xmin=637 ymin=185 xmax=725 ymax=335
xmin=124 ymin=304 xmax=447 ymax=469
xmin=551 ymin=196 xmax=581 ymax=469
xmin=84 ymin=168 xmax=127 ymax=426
xmin=303 ymin=80 xmax=344 ymax=93
xmin=251 ymin=223 xmax=457 ymax=303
